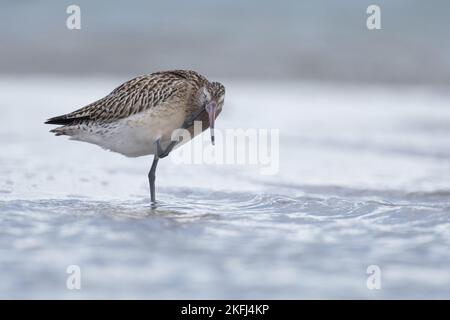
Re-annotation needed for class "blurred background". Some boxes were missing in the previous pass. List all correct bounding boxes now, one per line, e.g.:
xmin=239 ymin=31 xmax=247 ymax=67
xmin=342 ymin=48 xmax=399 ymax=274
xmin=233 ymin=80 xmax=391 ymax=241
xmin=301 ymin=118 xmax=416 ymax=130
xmin=1 ymin=0 xmax=450 ymax=84
xmin=0 ymin=1 xmax=450 ymax=299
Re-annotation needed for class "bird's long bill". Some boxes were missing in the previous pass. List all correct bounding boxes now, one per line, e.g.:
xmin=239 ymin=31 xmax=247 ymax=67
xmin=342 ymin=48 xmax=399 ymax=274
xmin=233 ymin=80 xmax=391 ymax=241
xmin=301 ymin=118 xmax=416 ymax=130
xmin=206 ymin=102 xmax=217 ymax=145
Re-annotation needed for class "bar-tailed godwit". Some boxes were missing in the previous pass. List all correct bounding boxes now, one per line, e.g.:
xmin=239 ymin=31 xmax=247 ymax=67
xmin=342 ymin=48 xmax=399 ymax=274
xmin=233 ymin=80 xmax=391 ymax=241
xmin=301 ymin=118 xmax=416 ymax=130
xmin=45 ymin=70 xmax=225 ymax=203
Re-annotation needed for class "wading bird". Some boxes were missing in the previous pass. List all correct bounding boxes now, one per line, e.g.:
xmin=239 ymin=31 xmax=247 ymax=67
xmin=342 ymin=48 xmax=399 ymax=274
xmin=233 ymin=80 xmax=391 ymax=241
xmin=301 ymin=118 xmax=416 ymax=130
xmin=45 ymin=70 xmax=225 ymax=203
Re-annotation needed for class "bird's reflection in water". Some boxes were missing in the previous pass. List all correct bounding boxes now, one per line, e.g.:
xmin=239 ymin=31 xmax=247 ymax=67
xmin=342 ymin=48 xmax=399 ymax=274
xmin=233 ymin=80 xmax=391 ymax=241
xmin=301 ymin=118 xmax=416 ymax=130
xmin=94 ymin=198 xmax=221 ymax=224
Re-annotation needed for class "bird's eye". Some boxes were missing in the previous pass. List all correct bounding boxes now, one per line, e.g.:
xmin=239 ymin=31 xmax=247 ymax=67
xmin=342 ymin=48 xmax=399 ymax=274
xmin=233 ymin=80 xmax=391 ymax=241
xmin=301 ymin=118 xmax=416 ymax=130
xmin=202 ymin=87 xmax=211 ymax=101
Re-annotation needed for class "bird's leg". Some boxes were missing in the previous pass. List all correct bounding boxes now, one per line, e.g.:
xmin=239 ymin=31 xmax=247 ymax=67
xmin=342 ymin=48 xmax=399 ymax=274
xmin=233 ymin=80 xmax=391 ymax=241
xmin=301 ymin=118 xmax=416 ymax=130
xmin=149 ymin=108 xmax=205 ymax=201
xmin=182 ymin=108 xmax=206 ymax=129
xmin=148 ymin=154 xmax=159 ymax=203
xmin=156 ymin=108 xmax=206 ymax=159
xmin=156 ymin=139 xmax=175 ymax=159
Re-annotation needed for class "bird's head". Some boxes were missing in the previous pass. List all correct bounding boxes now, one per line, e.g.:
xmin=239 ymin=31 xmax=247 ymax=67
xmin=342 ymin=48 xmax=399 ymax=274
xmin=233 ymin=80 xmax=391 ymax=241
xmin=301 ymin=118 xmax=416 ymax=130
xmin=201 ymin=81 xmax=225 ymax=145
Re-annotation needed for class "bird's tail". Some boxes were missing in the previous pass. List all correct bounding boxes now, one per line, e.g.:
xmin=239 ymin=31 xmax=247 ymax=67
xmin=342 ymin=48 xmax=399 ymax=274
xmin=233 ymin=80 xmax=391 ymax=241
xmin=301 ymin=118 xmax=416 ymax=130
xmin=45 ymin=114 xmax=89 ymax=136
xmin=49 ymin=127 xmax=68 ymax=136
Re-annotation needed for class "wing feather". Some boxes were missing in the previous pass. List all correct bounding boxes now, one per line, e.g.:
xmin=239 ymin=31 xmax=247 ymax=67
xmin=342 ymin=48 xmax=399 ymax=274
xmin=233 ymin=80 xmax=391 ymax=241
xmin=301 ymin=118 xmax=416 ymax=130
xmin=45 ymin=70 xmax=206 ymax=126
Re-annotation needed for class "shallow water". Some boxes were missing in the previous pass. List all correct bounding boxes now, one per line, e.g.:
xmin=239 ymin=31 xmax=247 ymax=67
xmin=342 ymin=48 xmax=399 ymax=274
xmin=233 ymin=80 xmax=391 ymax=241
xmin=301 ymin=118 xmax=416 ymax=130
xmin=0 ymin=78 xmax=449 ymax=298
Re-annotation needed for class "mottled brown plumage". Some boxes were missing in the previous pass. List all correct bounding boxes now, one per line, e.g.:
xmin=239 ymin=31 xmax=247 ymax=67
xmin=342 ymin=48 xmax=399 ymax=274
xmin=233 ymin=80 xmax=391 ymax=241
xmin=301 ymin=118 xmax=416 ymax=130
xmin=45 ymin=70 xmax=225 ymax=203
xmin=46 ymin=70 xmax=219 ymax=125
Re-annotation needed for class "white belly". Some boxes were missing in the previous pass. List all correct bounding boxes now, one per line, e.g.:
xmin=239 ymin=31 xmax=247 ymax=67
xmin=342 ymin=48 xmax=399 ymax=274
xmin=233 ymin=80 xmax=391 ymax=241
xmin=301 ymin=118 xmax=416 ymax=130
xmin=70 ymin=107 xmax=188 ymax=157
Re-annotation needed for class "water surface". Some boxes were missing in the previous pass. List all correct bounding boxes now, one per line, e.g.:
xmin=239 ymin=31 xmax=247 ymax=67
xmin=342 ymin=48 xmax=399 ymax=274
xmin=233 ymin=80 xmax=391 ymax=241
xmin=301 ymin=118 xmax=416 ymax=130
xmin=0 ymin=78 xmax=449 ymax=298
